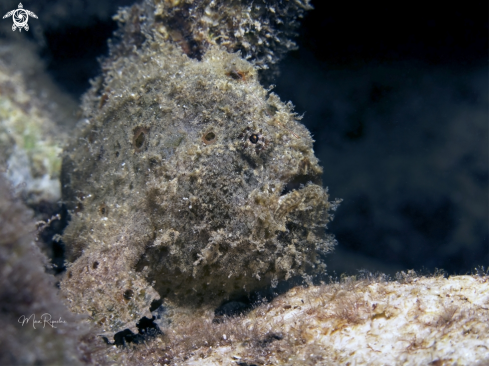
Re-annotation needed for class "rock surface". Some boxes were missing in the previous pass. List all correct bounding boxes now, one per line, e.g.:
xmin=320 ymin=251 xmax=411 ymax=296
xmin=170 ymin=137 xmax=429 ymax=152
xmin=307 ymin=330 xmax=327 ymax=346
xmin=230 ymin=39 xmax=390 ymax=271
xmin=104 ymin=274 xmax=489 ymax=365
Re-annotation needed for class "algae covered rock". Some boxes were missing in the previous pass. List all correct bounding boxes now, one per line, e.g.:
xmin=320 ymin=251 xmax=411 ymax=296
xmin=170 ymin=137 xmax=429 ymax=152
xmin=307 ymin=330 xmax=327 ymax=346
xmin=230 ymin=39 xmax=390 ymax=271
xmin=0 ymin=38 xmax=77 ymax=206
xmin=124 ymin=274 xmax=488 ymax=366
xmin=60 ymin=0 xmax=339 ymax=333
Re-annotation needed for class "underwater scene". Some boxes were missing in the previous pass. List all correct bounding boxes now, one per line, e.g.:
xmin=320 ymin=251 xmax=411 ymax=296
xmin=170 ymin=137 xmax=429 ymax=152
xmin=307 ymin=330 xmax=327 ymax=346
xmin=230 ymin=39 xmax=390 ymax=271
xmin=0 ymin=0 xmax=487 ymax=364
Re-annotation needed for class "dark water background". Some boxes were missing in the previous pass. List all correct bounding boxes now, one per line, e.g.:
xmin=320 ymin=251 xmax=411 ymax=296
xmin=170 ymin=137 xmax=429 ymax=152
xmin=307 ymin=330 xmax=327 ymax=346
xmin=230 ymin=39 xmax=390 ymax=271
xmin=1 ymin=0 xmax=487 ymax=277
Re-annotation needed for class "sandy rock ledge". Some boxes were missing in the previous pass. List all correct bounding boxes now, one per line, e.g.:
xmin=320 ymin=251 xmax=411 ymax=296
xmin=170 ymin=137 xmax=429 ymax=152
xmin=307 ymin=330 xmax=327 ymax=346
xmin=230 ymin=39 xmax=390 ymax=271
xmin=106 ymin=273 xmax=489 ymax=365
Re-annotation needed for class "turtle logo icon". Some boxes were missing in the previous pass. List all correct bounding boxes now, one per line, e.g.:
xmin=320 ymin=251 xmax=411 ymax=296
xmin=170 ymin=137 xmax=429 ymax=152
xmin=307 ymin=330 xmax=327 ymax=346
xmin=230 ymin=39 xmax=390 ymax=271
xmin=3 ymin=3 xmax=38 ymax=32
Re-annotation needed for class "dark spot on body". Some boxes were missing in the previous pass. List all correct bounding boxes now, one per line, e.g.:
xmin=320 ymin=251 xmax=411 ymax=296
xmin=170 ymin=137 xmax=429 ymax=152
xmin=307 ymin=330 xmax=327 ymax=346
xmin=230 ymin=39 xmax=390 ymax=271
xmin=99 ymin=203 xmax=108 ymax=216
xmin=87 ymin=130 xmax=97 ymax=144
xmin=123 ymin=289 xmax=134 ymax=301
xmin=250 ymin=134 xmax=259 ymax=144
xmin=203 ymin=131 xmax=217 ymax=144
xmin=149 ymin=157 xmax=160 ymax=166
xmin=133 ymin=127 xmax=149 ymax=151
xmin=135 ymin=132 xmax=145 ymax=148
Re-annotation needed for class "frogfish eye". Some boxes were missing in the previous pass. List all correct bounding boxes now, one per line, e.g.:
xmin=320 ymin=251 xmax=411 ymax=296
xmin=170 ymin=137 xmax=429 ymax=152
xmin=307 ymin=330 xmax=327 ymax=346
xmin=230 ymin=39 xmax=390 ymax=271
xmin=249 ymin=134 xmax=259 ymax=144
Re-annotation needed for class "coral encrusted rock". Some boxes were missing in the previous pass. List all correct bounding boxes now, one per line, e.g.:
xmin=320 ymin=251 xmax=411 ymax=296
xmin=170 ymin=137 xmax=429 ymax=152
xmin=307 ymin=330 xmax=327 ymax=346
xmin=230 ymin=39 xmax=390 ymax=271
xmin=0 ymin=38 xmax=77 ymax=206
xmin=60 ymin=0 xmax=339 ymax=334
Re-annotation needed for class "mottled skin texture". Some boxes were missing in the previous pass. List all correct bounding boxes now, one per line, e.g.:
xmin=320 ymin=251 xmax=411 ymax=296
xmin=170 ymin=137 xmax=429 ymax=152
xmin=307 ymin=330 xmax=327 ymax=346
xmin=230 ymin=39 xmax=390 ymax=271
xmin=60 ymin=0 xmax=338 ymax=334
xmin=150 ymin=0 xmax=312 ymax=68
